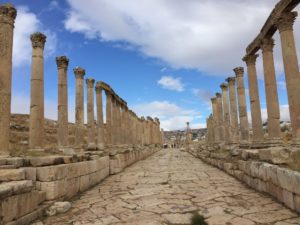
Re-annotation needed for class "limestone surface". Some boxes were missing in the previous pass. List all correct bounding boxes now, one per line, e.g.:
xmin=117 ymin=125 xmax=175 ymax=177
xmin=42 ymin=149 xmax=300 ymax=225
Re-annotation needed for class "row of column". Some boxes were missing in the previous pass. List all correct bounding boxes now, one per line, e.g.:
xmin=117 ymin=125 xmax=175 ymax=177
xmin=207 ymin=11 xmax=300 ymax=145
xmin=0 ymin=4 xmax=163 ymax=155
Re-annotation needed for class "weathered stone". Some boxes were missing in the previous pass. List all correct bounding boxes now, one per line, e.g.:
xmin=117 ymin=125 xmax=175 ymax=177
xmin=36 ymin=164 xmax=68 ymax=182
xmin=0 ymin=169 xmax=25 ymax=181
xmin=282 ymin=189 xmax=295 ymax=210
xmin=29 ymin=156 xmax=64 ymax=167
xmin=46 ymin=201 xmax=71 ymax=216
xmin=294 ymin=194 xmax=300 ymax=213
xmin=259 ymin=148 xmax=291 ymax=164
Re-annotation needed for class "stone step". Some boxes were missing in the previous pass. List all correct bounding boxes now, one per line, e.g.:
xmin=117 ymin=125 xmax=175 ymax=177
xmin=0 ymin=168 xmax=26 ymax=181
xmin=0 ymin=180 xmax=34 ymax=200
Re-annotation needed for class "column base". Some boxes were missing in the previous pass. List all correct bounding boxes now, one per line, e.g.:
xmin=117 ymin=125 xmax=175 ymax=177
xmin=87 ymin=143 xmax=97 ymax=151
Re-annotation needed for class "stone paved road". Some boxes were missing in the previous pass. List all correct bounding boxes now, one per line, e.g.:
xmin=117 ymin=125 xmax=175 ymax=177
xmin=42 ymin=149 xmax=300 ymax=225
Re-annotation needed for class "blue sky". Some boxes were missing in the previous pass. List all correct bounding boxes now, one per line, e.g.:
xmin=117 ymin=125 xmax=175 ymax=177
xmin=4 ymin=0 xmax=299 ymax=130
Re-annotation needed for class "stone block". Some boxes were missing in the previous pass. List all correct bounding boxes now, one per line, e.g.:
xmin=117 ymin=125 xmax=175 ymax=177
xmin=66 ymin=177 xmax=80 ymax=198
xmin=294 ymin=194 xmax=300 ymax=213
xmin=249 ymin=161 xmax=262 ymax=178
xmin=38 ymin=179 xmax=67 ymax=200
xmin=237 ymin=160 xmax=246 ymax=172
xmin=29 ymin=156 xmax=64 ymax=167
xmin=258 ymin=147 xmax=291 ymax=164
xmin=79 ymin=175 xmax=90 ymax=192
xmin=258 ymin=163 xmax=271 ymax=182
xmin=1 ymin=190 xmax=45 ymax=223
xmin=6 ymin=158 xmax=24 ymax=168
xmin=23 ymin=167 xmax=37 ymax=181
xmin=282 ymin=189 xmax=295 ymax=210
xmin=258 ymin=180 xmax=267 ymax=193
xmin=36 ymin=164 xmax=68 ymax=182
xmin=265 ymin=164 xmax=278 ymax=185
xmin=276 ymin=167 xmax=300 ymax=194
xmin=233 ymin=170 xmax=244 ymax=180
xmin=5 ymin=205 xmax=46 ymax=225
xmin=0 ymin=169 xmax=25 ymax=181
xmin=267 ymin=182 xmax=283 ymax=202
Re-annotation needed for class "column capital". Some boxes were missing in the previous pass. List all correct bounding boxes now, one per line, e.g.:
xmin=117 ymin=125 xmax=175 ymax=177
xmin=276 ymin=11 xmax=298 ymax=33
xmin=216 ymin=92 xmax=222 ymax=98
xmin=211 ymin=97 xmax=217 ymax=103
xmin=73 ymin=67 xmax=85 ymax=79
xmin=233 ymin=67 xmax=244 ymax=78
xmin=86 ymin=78 xmax=95 ymax=88
xmin=0 ymin=4 xmax=17 ymax=25
xmin=30 ymin=32 xmax=46 ymax=49
xmin=226 ymin=77 xmax=236 ymax=85
xmin=95 ymin=81 xmax=102 ymax=93
xmin=242 ymin=54 xmax=258 ymax=66
xmin=261 ymin=38 xmax=275 ymax=53
xmin=56 ymin=56 xmax=69 ymax=69
xmin=220 ymin=83 xmax=228 ymax=91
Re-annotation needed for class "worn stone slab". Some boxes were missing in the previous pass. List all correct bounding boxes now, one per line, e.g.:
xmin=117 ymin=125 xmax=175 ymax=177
xmin=0 ymin=169 xmax=25 ymax=181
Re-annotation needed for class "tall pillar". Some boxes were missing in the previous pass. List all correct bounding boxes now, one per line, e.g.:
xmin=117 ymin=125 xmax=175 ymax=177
xmin=216 ymin=93 xmax=225 ymax=142
xmin=105 ymin=91 xmax=112 ymax=145
xmin=211 ymin=97 xmax=220 ymax=143
xmin=74 ymin=67 xmax=85 ymax=148
xmin=276 ymin=12 xmax=300 ymax=141
xmin=0 ymin=4 xmax=17 ymax=155
xmin=86 ymin=78 xmax=96 ymax=149
xmin=243 ymin=54 xmax=264 ymax=142
xmin=56 ymin=56 xmax=69 ymax=149
xmin=29 ymin=32 xmax=46 ymax=150
xmin=226 ymin=77 xmax=239 ymax=143
xmin=220 ymin=83 xmax=231 ymax=143
xmin=95 ymin=82 xmax=104 ymax=149
xmin=261 ymin=38 xmax=281 ymax=140
xmin=234 ymin=67 xmax=249 ymax=142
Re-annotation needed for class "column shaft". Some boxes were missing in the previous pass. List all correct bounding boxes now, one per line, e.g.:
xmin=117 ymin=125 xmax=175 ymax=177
xmin=211 ymin=98 xmax=220 ymax=143
xmin=95 ymin=83 xmax=104 ymax=149
xmin=86 ymin=78 xmax=96 ymax=149
xmin=0 ymin=4 xmax=16 ymax=154
xmin=216 ymin=93 xmax=225 ymax=142
xmin=105 ymin=92 xmax=112 ymax=145
xmin=220 ymin=84 xmax=231 ymax=142
xmin=261 ymin=38 xmax=281 ymax=139
xmin=29 ymin=32 xmax=46 ymax=150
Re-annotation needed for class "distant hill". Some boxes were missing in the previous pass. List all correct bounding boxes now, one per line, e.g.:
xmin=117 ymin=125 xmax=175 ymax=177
xmin=164 ymin=128 xmax=207 ymax=142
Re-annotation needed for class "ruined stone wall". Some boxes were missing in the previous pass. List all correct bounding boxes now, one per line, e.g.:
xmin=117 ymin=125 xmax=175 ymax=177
xmin=186 ymin=143 xmax=300 ymax=214
xmin=9 ymin=114 xmax=87 ymax=154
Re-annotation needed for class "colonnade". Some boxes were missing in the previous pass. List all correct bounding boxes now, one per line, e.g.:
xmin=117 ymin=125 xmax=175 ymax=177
xmin=206 ymin=4 xmax=300 ymax=146
xmin=0 ymin=4 xmax=162 ymax=155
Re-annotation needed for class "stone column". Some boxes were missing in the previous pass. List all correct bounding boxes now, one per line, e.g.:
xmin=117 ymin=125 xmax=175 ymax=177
xmin=105 ymin=91 xmax=112 ymax=145
xmin=276 ymin=12 xmax=300 ymax=141
xmin=220 ymin=83 xmax=231 ymax=143
xmin=86 ymin=78 xmax=96 ymax=149
xmin=0 ymin=4 xmax=17 ymax=155
xmin=95 ymin=82 xmax=104 ymax=149
xmin=211 ymin=97 xmax=220 ymax=143
xmin=74 ymin=67 xmax=85 ymax=148
xmin=226 ymin=77 xmax=239 ymax=143
xmin=216 ymin=93 xmax=225 ymax=142
xmin=243 ymin=54 xmax=264 ymax=142
xmin=234 ymin=67 xmax=249 ymax=142
xmin=29 ymin=32 xmax=46 ymax=150
xmin=56 ymin=56 xmax=69 ymax=149
xmin=261 ymin=38 xmax=281 ymax=140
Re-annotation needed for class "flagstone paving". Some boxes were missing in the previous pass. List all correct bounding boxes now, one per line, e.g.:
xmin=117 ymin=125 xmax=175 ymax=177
xmin=42 ymin=149 xmax=300 ymax=225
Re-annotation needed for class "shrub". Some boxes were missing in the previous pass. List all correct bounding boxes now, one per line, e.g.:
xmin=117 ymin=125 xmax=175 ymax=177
xmin=190 ymin=212 xmax=208 ymax=225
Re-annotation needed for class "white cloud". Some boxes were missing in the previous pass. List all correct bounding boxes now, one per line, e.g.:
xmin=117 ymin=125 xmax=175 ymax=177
xmin=63 ymin=0 xmax=282 ymax=75
xmin=192 ymin=88 xmax=213 ymax=105
xmin=132 ymin=100 xmax=201 ymax=130
xmin=157 ymin=76 xmax=184 ymax=92
xmin=13 ymin=7 xmax=57 ymax=67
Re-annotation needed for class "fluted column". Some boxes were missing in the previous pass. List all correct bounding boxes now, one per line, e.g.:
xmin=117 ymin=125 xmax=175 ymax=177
xmin=74 ymin=67 xmax=85 ymax=148
xmin=261 ymin=38 xmax=281 ymax=140
xmin=276 ymin=12 xmax=300 ymax=141
xmin=216 ymin=93 xmax=225 ymax=142
xmin=95 ymin=82 xmax=104 ymax=149
xmin=211 ymin=97 xmax=220 ymax=143
xmin=86 ymin=78 xmax=96 ymax=149
xmin=243 ymin=54 xmax=264 ymax=142
xmin=29 ymin=32 xmax=46 ymax=150
xmin=220 ymin=83 xmax=231 ymax=143
xmin=234 ymin=67 xmax=249 ymax=142
xmin=105 ymin=91 xmax=112 ymax=145
xmin=0 ymin=4 xmax=16 ymax=155
xmin=56 ymin=56 xmax=69 ymax=149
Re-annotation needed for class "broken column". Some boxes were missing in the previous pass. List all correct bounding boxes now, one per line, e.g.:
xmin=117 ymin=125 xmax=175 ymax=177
xmin=234 ymin=67 xmax=249 ymax=142
xmin=29 ymin=32 xmax=46 ymax=150
xmin=86 ymin=78 xmax=96 ymax=149
xmin=243 ymin=54 xmax=264 ymax=142
xmin=56 ymin=56 xmax=69 ymax=149
xmin=74 ymin=67 xmax=85 ymax=148
xmin=0 ymin=4 xmax=17 ymax=155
